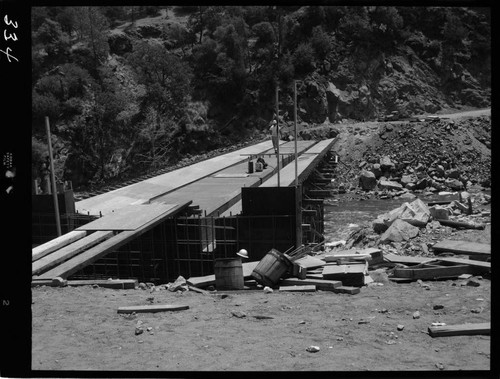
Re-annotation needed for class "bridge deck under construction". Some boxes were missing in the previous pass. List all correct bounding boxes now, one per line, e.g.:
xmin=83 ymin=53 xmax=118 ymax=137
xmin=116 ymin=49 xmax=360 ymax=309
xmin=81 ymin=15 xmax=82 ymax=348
xmin=32 ymin=138 xmax=336 ymax=284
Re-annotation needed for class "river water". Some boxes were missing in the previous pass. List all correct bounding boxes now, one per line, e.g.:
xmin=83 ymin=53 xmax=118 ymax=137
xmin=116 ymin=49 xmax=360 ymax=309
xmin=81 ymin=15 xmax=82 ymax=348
xmin=322 ymin=192 xmax=488 ymax=242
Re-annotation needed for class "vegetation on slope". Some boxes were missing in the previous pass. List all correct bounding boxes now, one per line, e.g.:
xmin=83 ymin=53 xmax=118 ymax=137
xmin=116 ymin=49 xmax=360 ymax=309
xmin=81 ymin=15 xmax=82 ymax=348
xmin=31 ymin=6 xmax=490 ymax=190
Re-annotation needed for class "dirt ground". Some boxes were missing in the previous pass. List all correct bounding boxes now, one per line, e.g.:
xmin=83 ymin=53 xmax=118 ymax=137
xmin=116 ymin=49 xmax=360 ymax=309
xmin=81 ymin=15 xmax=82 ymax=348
xmin=32 ymin=220 xmax=491 ymax=373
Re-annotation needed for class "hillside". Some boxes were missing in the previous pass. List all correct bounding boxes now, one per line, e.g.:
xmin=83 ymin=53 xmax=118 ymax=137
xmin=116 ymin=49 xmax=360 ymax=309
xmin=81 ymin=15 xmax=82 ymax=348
xmin=31 ymin=6 xmax=491 ymax=191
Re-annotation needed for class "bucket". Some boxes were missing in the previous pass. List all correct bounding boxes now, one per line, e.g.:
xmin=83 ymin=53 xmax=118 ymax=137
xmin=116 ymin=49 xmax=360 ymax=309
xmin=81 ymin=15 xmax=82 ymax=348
xmin=251 ymin=249 xmax=292 ymax=287
xmin=255 ymin=161 xmax=263 ymax=172
xmin=214 ymin=258 xmax=244 ymax=290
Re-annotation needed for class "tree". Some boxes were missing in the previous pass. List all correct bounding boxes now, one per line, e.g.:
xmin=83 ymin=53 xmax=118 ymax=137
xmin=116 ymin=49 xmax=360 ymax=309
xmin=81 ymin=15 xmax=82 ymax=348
xmin=32 ymin=18 xmax=71 ymax=77
xmin=311 ymin=26 xmax=331 ymax=60
xmin=70 ymin=7 xmax=110 ymax=75
xmin=293 ymin=42 xmax=315 ymax=76
xmin=127 ymin=42 xmax=193 ymax=120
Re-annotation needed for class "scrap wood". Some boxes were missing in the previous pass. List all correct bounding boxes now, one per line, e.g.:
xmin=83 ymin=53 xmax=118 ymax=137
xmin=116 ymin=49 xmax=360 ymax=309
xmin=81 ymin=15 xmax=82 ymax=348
xmin=392 ymin=263 xmax=473 ymax=280
xmin=187 ymin=285 xmax=215 ymax=295
xmin=384 ymin=253 xmax=433 ymax=265
xmin=292 ymin=255 xmax=326 ymax=269
xmin=253 ymin=315 xmax=274 ymax=320
xmin=187 ymin=261 xmax=259 ymax=288
xmin=428 ymin=322 xmax=490 ymax=337
xmin=66 ymin=279 xmax=137 ymax=289
xmin=432 ymin=240 xmax=490 ymax=257
xmin=322 ymin=263 xmax=367 ymax=287
xmin=436 ymin=257 xmax=490 ymax=271
xmin=279 ymin=285 xmax=316 ymax=292
xmin=437 ymin=219 xmax=485 ymax=230
xmin=306 ymin=273 xmax=324 ymax=280
xmin=117 ymin=304 xmax=189 ymax=314
xmin=186 ymin=275 xmax=215 ymax=288
xmin=324 ymin=251 xmax=371 ymax=262
xmin=280 ymin=278 xmax=342 ymax=291
xmin=333 ymin=286 xmax=360 ymax=295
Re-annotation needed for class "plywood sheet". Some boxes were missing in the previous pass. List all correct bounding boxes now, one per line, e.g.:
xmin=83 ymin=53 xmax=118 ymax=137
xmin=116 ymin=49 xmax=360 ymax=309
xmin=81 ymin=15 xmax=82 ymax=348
xmin=76 ymin=203 xmax=179 ymax=231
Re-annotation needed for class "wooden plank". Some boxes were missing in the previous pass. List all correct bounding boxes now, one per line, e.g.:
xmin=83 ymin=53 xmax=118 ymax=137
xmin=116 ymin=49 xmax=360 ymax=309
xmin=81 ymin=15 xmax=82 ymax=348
xmin=279 ymin=285 xmax=316 ymax=292
xmin=76 ymin=203 xmax=179 ymax=231
xmin=187 ymin=285 xmax=215 ymax=295
xmin=333 ymin=286 xmax=360 ymax=295
xmin=306 ymin=273 xmax=324 ymax=280
xmin=32 ymin=231 xmax=87 ymax=262
xmin=428 ymin=322 xmax=490 ymax=337
xmin=437 ymin=219 xmax=485 ymax=230
xmin=384 ymin=253 xmax=433 ymax=265
xmin=432 ymin=240 xmax=490 ymax=256
xmin=324 ymin=253 xmax=371 ymax=262
xmin=293 ymin=255 xmax=326 ymax=269
xmin=322 ymin=264 xmax=366 ymax=286
xmin=436 ymin=257 xmax=490 ymax=270
xmin=117 ymin=304 xmax=189 ymax=314
xmin=187 ymin=261 xmax=259 ymax=288
xmin=32 ymin=231 xmax=114 ymax=275
xmin=280 ymin=278 xmax=342 ymax=291
xmin=37 ymin=202 xmax=192 ymax=280
xmin=31 ymin=279 xmax=57 ymax=287
xmin=393 ymin=264 xmax=472 ymax=280
xmin=186 ymin=274 xmax=215 ymax=288
xmin=66 ymin=279 xmax=137 ymax=289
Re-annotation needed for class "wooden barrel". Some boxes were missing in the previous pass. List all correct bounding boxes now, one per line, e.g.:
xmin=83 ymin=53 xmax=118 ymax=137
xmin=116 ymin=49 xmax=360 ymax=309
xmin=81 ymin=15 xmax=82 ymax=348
xmin=251 ymin=249 xmax=292 ymax=287
xmin=214 ymin=258 xmax=244 ymax=290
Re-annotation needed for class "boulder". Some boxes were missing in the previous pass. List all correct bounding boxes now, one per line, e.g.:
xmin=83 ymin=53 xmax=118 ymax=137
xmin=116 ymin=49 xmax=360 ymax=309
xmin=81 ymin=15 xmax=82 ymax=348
xmin=359 ymin=170 xmax=377 ymax=190
xmin=415 ymin=178 xmax=429 ymax=190
xmin=429 ymin=205 xmax=449 ymax=220
xmin=167 ymin=276 xmax=188 ymax=292
xmin=435 ymin=165 xmax=445 ymax=177
xmin=379 ymin=219 xmax=419 ymax=243
xmin=376 ymin=203 xmax=407 ymax=229
xmin=371 ymin=163 xmax=382 ymax=179
xmin=380 ymin=156 xmax=395 ymax=172
xmin=399 ymin=198 xmax=430 ymax=227
xmin=372 ymin=218 xmax=389 ymax=233
xmin=445 ymin=178 xmax=464 ymax=190
xmin=378 ymin=180 xmax=403 ymax=191
xmin=446 ymin=169 xmax=461 ymax=179
xmin=401 ymin=175 xmax=416 ymax=186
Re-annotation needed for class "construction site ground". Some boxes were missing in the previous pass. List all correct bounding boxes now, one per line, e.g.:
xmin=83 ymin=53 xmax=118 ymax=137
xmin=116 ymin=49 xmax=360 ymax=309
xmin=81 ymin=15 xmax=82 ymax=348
xmin=31 ymin=220 xmax=490 ymax=372
xmin=31 ymin=109 xmax=491 ymax=373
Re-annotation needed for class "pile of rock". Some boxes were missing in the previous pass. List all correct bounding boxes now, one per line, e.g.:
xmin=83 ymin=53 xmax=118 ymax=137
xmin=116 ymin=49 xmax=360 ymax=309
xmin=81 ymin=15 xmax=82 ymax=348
xmin=356 ymin=117 xmax=491 ymax=194
xmin=371 ymin=194 xmax=488 ymax=244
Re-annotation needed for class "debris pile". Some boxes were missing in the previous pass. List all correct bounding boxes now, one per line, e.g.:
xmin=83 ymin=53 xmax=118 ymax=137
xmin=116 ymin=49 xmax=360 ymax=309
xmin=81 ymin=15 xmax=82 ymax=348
xmin=331 ymin=116 xmax=491 ymax=197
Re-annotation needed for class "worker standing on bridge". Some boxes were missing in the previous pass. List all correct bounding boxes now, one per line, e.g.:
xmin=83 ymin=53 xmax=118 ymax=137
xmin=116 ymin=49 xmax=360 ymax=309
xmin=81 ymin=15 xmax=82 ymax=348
xmin=269 ymin=115 xmax=282 ymax=153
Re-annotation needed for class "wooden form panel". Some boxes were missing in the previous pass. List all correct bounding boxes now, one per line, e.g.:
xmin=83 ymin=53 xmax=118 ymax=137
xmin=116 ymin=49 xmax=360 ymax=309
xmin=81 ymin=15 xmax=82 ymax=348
xmin=37 ymin=202 xmax=192 ymax=280
xmin=76 ymin=203 xmax=179 ymax=231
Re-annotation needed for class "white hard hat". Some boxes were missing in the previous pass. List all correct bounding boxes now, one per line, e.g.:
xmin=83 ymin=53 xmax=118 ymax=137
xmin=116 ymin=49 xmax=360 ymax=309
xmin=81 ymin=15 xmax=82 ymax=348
xmin=237 ymin=249 xmax=248 ymax=259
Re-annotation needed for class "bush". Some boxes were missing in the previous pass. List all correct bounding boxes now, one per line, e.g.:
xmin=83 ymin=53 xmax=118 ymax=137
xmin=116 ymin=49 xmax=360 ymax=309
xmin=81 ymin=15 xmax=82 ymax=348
xmin=293 ymin=42 xmax=315 ymax=76
xmin=311 ymin=26 xmax=331 ymax=60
